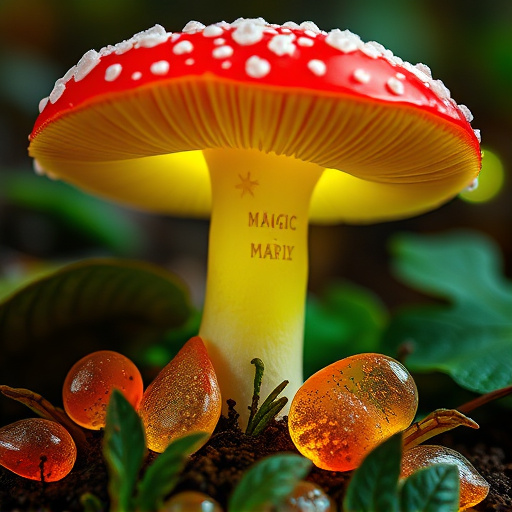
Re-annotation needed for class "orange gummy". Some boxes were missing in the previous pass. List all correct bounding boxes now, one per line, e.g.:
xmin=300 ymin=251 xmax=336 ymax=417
xmin=401 ymin=445 xmax=489 ymax=510
xmin=0 ymin=418 xmax=77 ymax=482
xmin=138 ymin=336 xmax=221 ymax=453
xmin=63 ymin=350 xmax=144 ymax=429
xmin=276 ymin=481 xmax=334 ymax=512
xmin=288 ymin=353 xmax=418 ymax=472
xmin=160 ymin=491 xmax=223 ymax=511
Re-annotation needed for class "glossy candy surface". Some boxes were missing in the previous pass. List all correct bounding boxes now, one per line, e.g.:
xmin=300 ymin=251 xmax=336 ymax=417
xmin=289 ymin=353 xmax=418 ymax=471
xmin=138 ymin=336 xmax=222 ymax=453
xmin=401 ymin=445 xmax=489 ymax=510
xmin=0 ymin=419 xmax=77 ymax=482
xmin=63 ymin=350 xmax=144 ymax=429
xmin=269 ymin=481 xmax=334 ymax=512
xmin=161 ymin=491 xmax=223 ymax=512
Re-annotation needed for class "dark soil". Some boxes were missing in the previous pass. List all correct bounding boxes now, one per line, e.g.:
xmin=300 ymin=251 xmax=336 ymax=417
xmin=0 ymin=401 xmax=511 ymax=511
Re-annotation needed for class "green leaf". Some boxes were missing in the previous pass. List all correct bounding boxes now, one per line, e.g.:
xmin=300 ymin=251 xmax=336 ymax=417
xmin=383 ymin=230 xmax=512 ymax=393
xmin=343 ymin=434 xmax=401 ymax=512
xmin=0 ymin=263 xmax=58 ymax=303
xmin=103 ymin=390 xmax=146 ymax=512
xmin=0 ymin=171 xmax=144 ymax=255
xmin=0 ymin=258 xmax=191 ymax=348
xmin=400 ymin=464 xmax=460 ymax=512
xmin=136 ymin=432 xmax=208 ymax=512
xmin=304 ymin=281 xmax=387 ymax=378
xmin=229 ymin=454 xmax=312 ymax=512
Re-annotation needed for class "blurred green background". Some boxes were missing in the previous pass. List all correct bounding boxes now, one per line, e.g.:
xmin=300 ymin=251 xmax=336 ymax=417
xmin=0 ymin=1 xmax=510 ymax=338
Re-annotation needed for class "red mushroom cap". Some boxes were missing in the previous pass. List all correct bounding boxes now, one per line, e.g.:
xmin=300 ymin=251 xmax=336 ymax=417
xmin=29 ymin=19 xmax=481 ymax=223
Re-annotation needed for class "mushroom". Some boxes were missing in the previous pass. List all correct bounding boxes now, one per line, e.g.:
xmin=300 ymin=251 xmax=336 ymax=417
xmin=28 ymin=19 xmax=481 ymax=425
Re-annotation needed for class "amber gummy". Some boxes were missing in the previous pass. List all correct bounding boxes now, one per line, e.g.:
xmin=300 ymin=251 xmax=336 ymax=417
xmin=0 ymin=418 xmax=77 ymax=482
xmin=402 ymin=445 xmax=489 ymax=510
xmin=139 ymin=336 xmax=221 ymax=453
xmin=289 ymin=353 xmax=418 ymax=471
xmin=63 ymin=350 xmax=144 ymax=429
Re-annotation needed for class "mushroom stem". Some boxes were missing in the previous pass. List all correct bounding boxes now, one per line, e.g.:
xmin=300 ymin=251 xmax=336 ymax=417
xmin=199 ymin=148 xmax=324 ymax=426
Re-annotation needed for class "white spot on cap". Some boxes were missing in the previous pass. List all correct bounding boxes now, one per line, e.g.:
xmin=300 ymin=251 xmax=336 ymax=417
xmin=353 ymin=68 xmax=371 ymax=84
xmin=363 ymin=41 xmax=393 ymax=59
xmin=415 ymin=63 xmax=432 ymax=78
xmin=458 ymin=104 xmax=474 ymax=123
xmin=99 ymin=45 xmax=115 ymax=57
xmin=304 ymin=30 xmax=318 ymax=38
xmin=170 ymin=33 xmax=181 ymax=42
xmin=308 ymin=59 xmax=326 ymax=76
xmin=387 ymin=77 xmax=404 ymax=95
xmin=389 ymin=55 xmax=404 ymax=66
xmin=203 ymin=24 xmax=224 ymax=37
xmin=283 ymin=21 xmax=300 ymax=30
xmin=245 ymin=56 xmax=271 ymax=78
xmin=74 ymin=49 xmax=100 ymax=81
xmin=182 ymin=21 xmax=205 ymax=33
xmin=403 ymin=62 xmax=429 ymax=83
xmin=38 ymin=97 xmax=49 ymax=113
xmin=268 ymin=34 xmax=296 ymax=56
xmin=221 ymin=61 xmax=232 ymax=69
xmin=173 ymin=40 xmax=194 ymax=55
xmin=114 ymin=40 xmax=133 ymax=55
xmin=361 ymin=43 xmax=381 ymax=59
xmin=214 ymin=38 xmax=226 ymax=45
xmin=473 ymin=129 xmax=481 ymax=143
xmin=297 ymin=37 xmax=314 ymax=47
xmin=395 ymin=72 xmax=406 ymax=80
xmin=431 ymin=79 xmax=451 ymax=100
xmin=61 ymin=66 xmax=76 ymax=83
xmin=132 ymin=71 xmax=142 ymax=80
xmin=133 ymin=25 xmax=169 ymax=48
xmin=49 ymin=81 xmax=66 ymax=104
xmin=185 ymin=58 xmax=195 ymax=66
xmin=300 ymin=21 xmax=321 ymax=34
xmin=105 ymin=63 xmax=122 ymax=82
xmin=150 ymin=60 xmax=170 ymax=75
xmin=213 ymin=45 xmax=234 ymax=59
xmin=137 ymin=34 xmax=168 ymax=48
xmin=232 ymin=21 xmax=266 ymax=46
xmin=326 ymin=29 xmax=362 ymax=53
xmin=232 ymin=17 xmax=267 ymax=27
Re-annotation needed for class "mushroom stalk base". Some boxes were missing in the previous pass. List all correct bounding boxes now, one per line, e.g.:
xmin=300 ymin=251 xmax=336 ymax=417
xmin=200 ymin=148 xmax=324 ymax=427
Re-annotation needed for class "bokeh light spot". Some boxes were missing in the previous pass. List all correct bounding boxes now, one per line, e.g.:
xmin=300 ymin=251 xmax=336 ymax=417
xmin=460 ymin=147 xmax=505 ymax=203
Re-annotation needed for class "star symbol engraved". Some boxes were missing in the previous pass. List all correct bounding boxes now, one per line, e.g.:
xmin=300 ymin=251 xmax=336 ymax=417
xmin=235 ymin=172 xmax=259 ymax=197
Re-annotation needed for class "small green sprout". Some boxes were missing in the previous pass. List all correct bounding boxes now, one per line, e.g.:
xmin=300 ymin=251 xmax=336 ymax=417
xmin=246 ymin=358 xmax=289 ymax=436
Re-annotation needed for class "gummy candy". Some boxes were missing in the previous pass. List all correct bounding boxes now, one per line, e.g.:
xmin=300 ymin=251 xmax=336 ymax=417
xmin=288 ymin=353 xmax=418 ymax=472
xmin=138 ymin=337 xmax=221 ymax=453
xmin=63 ymin=350 xmax=144 ymax=429
xmin=401 ymin=445 xmax=489 ymax=510
xmin=276 ymin=480 xmax=334 ymax=511
xmin=161 ymin=491 xmax=223 ymax=511
xmin=0 ymin=418 xmax=77 ymax=482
